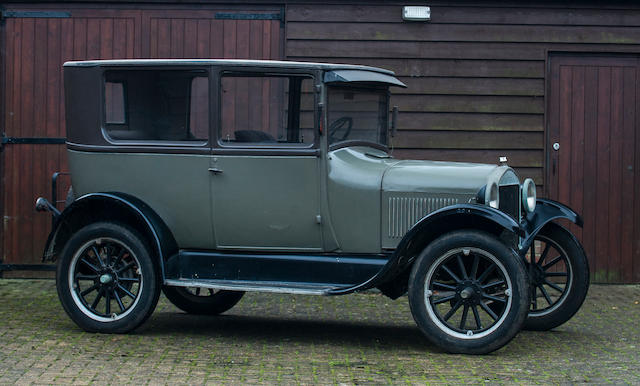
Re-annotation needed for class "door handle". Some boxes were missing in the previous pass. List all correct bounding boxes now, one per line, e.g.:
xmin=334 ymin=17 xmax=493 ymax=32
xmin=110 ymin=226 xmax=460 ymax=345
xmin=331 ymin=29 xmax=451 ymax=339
xmin=208 ymin=167 xmax=223 ymax=174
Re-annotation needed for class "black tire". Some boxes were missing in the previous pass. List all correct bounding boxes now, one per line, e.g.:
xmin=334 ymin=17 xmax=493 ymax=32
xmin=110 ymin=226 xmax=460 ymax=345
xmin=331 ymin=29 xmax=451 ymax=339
xmin=56 ymin=222 xmax=161 ymax=333
xmin=408 ymin=230 xmax=530 ymax=354
xmin=163 ymin=286 xmax=244 ymax=315
xmin=523 ymin=222 xmax=589 ymax=331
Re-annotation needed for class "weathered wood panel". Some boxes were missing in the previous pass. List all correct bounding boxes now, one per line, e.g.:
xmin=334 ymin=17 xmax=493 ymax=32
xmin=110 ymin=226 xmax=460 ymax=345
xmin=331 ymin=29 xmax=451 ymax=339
xmin=548 ymin=55 xmax=639 ymax=283
xmin=1 ymin=6 xmax=284 ymax=267
xmin=394 ymin=77 xmax=544 ymax=96
xmin=287 ymin=41 xmax=640 ymax=61
xmin=396 ymin=113 xmax=542 ymax=132
xmin=393 ymin=95 xmax=544 ymax=114
xmin=143 ymin=10 xmax=281 ymax=59
xmin=1 ymin=12 xmax=140 ymax=265
xmin=393 ymin=130 xmax=542 ymax=150
xmin=288 ymin=22 xmax=640 ymax=44
xmin=288 ymin=5 xmax=640 ymax=26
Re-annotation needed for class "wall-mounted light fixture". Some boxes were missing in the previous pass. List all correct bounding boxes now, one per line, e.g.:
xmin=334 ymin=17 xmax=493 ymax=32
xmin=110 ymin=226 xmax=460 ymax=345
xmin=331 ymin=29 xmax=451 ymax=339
xmin=402 ymin=6 xmax=431 ymax=21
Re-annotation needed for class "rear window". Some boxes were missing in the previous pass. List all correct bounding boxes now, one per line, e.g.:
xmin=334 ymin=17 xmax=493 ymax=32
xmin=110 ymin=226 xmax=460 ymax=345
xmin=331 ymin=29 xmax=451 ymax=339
xmin=103 ymin=70 xmax=209 ymax=143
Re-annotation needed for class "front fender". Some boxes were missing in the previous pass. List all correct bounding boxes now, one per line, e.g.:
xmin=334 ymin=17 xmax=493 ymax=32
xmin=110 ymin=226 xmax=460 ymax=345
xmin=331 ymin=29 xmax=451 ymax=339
xmin=41 ymin=192 xmax=177 ymax=279
xmin=329 ymin=204 xmax=522 ymax=296
xmin=519 ymin=198 xmax=583 ymax=254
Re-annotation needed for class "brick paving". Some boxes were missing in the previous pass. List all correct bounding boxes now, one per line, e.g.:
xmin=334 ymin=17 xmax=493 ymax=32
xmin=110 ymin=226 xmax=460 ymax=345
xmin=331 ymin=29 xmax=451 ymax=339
xmin=0 ymin=279 xmax=638 ymax=384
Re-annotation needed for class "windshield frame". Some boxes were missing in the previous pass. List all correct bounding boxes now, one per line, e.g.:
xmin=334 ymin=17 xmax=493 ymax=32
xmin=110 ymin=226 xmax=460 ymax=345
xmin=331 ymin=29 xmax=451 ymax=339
xmin=326 ymin=84 xmax=391 ymax=153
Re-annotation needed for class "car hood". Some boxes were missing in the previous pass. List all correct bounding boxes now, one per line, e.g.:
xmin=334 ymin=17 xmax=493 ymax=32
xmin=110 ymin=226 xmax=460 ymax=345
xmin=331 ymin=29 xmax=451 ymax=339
xmin=382 ymin=159 xmax=501 ymax=195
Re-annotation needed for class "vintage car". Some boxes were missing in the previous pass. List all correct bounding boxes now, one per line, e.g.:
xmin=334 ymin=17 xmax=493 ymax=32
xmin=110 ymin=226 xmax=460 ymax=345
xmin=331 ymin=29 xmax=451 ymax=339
xmin=36 ymin=59 xmax=589 ymax=354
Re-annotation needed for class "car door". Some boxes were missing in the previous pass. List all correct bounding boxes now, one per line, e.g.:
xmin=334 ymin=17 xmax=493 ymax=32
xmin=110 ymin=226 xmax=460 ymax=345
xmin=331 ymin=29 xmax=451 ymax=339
xmin=210 ymin=69 xmax=323 ymax=251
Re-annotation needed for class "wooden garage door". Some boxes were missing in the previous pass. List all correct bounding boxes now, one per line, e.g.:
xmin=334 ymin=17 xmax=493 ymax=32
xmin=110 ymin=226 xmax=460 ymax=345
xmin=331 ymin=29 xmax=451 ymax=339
xmin=547 ymin=55 xmax=640 ymax=283
xmin=0 ymin=7 xmax=283 ymax=268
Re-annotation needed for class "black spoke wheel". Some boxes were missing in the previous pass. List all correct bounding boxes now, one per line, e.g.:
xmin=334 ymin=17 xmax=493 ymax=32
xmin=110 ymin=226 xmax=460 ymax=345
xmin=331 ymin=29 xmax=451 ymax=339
xmin=163 ymin=286 xmax=244 ymax=315
xmin=56 ymin=222 xmax=160 ymax=333
xmin=409 ymin=230 xmax=529 ymax=354
xmin=523 ymin=223 xmax=589 ymax=331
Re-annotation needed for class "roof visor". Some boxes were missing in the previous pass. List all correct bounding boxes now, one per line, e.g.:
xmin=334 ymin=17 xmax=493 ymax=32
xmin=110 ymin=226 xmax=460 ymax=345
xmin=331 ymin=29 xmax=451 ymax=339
xmin=324 ymin=70 xmax=407 ymax=88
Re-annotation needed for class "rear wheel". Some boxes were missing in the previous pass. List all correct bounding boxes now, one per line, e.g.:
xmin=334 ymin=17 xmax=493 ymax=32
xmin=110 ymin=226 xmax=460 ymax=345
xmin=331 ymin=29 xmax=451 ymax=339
xmin=56 ymin=222 xmax=160 ymax=333
xmin=163 ymin=286 xmax=244 ymax=315
xmin=408 ymin=230 xmax=529 ymax=354
xmin=524 ymin=223 xmax=589 ymax=331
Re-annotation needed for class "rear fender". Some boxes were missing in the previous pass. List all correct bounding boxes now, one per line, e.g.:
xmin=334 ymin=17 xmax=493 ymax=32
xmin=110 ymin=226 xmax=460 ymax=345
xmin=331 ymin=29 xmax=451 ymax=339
xmin=42 ymin=192 xmax=177 ymax=279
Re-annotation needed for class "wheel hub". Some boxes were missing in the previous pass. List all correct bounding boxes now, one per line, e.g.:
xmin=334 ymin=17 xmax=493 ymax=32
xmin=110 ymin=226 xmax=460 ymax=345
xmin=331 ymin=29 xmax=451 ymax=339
xmin=456 ymin=281 xmax=481 ymax=305
xmin=99 ymin=273 xmax=113 ymax=284
xmin=98 ymin=267 xmax=119 ymax=289
xmin=460 ymin=287 xmax=474 ymax=299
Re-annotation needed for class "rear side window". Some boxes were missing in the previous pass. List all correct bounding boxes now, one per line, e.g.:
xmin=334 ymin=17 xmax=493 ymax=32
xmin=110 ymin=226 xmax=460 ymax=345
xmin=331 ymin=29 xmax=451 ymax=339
xmin=103 ymin=70 xmax=209 ymax=143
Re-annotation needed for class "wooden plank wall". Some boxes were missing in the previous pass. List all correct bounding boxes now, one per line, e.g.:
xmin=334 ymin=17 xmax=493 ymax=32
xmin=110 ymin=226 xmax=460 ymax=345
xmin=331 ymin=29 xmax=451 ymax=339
xmin=1 ymin=11 xmax=140 ymax=266
xmin=0 ymin=6 xmax=283 ymax=267
xmin=285 ymin=3 xmax=640 ymax=190
xmin=547 ymin=55 xmax=640 ymax=283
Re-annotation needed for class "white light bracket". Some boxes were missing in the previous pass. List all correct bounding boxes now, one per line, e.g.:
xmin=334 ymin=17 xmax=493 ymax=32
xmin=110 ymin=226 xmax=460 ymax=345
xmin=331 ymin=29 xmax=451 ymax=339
xmin=402 ymin=6 xmax=431 ymax=21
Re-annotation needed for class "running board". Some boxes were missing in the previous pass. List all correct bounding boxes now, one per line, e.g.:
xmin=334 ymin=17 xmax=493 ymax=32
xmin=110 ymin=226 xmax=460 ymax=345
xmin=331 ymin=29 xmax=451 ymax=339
xmin=164 ymin=279 xmax=343 ymax=295
xmin=164 ymin=250 xmax=389 ymax=289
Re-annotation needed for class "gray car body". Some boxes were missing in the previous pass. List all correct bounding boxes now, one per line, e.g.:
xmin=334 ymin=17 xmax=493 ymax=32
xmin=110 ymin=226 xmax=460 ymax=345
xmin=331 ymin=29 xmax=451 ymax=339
xmin=67 ymin=146 xmax=510 ymax=253
xmin=39 ymin=59 xmax=581 ymax=296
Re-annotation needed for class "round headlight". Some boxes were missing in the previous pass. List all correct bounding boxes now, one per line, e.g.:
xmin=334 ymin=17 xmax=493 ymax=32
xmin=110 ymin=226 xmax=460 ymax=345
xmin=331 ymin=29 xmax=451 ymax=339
xmin=486 ymin=182 xmax=499 ymax=209
xmin=521 ymin=178 xmax=537 ymax=213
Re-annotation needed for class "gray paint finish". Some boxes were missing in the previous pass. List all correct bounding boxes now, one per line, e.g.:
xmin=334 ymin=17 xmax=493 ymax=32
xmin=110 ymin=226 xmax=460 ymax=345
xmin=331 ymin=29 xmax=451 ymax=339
xmin=326 ymin=147 xmax=400 ymax=253
xmin=382 ymin=160 xmax=498 ymax=194
xmin=210 ymin=155 xmax=323 ymax=250
xmin=326 ymin=147 xmax=511 ymax=252
xmin=68 ymin=150 xmax=213 ymax=249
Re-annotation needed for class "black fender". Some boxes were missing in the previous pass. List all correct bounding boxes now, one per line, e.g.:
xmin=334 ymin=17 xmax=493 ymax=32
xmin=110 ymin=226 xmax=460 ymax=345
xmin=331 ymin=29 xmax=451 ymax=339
xmin=329 ymin=204 xmax=522 ymax=296
xmin=519 ymin=198 xmax=583 ymax=255
xmin=41 ymin=192 xmax=178 ymax=279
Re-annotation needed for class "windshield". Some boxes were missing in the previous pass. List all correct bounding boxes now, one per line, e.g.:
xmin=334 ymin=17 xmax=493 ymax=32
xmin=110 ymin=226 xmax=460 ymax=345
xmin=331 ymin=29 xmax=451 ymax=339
xmin=327 ymin=87 xmax=389 ymax=148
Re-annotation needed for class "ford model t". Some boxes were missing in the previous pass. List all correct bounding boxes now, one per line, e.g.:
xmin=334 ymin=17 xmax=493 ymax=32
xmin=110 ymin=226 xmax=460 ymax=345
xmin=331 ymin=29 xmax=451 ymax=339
xmin=36 ymin=59 xmax=589 ymax=354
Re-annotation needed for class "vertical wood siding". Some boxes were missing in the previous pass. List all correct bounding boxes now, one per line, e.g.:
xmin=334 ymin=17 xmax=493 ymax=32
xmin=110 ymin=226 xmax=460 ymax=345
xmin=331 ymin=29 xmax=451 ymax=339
xmin=2 ymin=11 xmax=140 ymax=265
xmin=548 ymin=55 xmax=640 ymax=283
xmin=1 ymin=7 xmax=282 ymax=266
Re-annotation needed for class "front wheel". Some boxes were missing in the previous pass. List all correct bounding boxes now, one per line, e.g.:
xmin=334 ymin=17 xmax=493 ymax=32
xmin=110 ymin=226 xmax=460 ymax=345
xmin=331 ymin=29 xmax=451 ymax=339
xmin=56 ymin=222 xmax=160 ymax=333
xmin=524 ymin=222 xmax=589 ymax=331
xmin=163 ymin=286 xmax=244 ymax=315
xmin=408 ymin=230 xmax=529 ymax=354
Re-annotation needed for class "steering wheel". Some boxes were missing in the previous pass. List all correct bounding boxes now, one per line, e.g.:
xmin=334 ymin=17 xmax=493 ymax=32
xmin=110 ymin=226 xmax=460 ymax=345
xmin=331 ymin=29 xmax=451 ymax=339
xmin=328 ymin=117 xmax=353 ymax=142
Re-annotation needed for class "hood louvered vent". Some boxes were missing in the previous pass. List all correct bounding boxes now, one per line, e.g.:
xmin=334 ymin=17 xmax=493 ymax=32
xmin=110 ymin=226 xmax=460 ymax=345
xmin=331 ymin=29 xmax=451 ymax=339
xmin=388 ymin=196 xmax=459 ymax=238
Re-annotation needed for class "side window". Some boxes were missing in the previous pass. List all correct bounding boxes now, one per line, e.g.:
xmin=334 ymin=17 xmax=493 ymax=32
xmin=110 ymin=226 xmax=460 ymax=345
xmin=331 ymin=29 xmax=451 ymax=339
xmin=219 ymin=74 xmax=314 ymax=146
xmin=103 ymin=70 xmax=209 ymax=143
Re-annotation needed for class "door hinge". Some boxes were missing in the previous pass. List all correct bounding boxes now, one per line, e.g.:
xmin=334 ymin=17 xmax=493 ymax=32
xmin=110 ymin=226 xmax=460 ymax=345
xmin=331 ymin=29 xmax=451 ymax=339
xmin=1 ymin=10 xmax=71 ymax=19
xmin=1 ymin=136 xmax=66 ymax=145
xmin=214 ymin=7 xmax=285 ymax=28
